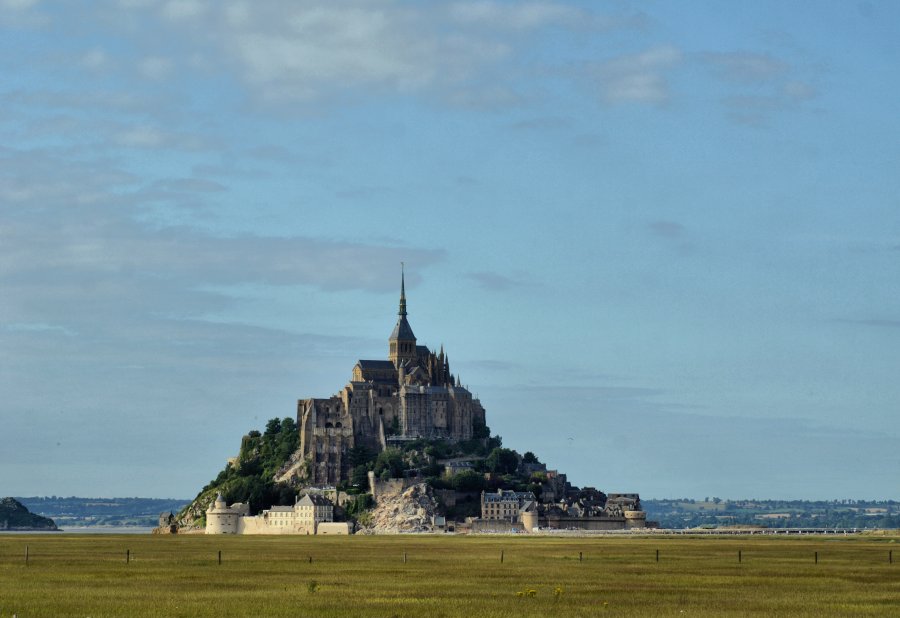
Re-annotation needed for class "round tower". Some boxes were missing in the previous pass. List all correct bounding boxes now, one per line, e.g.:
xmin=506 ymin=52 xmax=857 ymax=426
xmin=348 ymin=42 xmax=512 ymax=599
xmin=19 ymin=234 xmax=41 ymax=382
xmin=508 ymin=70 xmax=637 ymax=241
xmin=205 ymin=493 xmax=239 ymax=534
xmin=624 ymin=509 xmax=647 ymax=529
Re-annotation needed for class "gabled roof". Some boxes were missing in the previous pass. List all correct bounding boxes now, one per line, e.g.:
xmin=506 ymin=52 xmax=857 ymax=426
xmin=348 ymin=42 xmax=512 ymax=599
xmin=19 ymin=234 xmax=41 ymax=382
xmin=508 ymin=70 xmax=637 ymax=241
xmin=297 ymin=494 xmax=332 ymax=507
xmin=390 ymin=315 xmax=416 ymax=341
xmin=357 ymin=360 xmax=396 ymax=370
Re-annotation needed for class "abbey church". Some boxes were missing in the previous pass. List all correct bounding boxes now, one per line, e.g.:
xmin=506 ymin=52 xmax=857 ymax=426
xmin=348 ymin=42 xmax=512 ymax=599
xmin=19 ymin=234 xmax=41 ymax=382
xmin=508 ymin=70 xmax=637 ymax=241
xmin=284 ymin=271 xmax=486 ymax=486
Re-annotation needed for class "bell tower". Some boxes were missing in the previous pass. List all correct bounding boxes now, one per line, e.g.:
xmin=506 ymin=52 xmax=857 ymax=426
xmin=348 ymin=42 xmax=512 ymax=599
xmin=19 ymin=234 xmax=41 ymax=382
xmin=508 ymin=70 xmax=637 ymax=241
xmin=389 ymin=264 xmax=417 ymax=367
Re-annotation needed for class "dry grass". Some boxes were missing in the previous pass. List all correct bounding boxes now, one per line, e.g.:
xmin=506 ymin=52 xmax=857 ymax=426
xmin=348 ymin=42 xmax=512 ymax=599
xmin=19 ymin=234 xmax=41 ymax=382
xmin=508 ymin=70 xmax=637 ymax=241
xmin=0 ymin=534 xmax=898 ymax=617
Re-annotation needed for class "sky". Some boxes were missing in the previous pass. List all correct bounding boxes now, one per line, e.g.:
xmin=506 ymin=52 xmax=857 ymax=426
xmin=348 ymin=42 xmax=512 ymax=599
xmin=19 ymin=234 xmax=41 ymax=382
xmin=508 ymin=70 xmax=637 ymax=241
xmin=1 ymin=0 xmax=898 ymax=501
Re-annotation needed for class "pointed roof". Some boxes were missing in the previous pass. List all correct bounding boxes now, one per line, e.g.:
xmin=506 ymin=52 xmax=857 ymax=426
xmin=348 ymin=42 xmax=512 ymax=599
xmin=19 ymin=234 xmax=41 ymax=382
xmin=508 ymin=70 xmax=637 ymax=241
xmin=390 ymin=264 xmax=416 ymax=341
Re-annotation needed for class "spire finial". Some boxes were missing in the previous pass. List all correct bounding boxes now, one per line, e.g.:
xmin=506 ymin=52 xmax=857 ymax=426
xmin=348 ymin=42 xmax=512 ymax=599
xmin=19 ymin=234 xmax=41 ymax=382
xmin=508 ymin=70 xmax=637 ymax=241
xmin=399 ymin=262 xmax=407 ymax=316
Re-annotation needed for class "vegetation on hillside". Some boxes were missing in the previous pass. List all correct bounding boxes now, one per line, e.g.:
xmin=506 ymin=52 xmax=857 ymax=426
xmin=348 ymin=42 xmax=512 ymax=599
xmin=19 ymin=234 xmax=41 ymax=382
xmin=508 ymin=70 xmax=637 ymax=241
xmin=178 ymin=417 xmax=300 ymax=525
xmin=16 ymin=497 xmax=188 ymax=528
xmin=0 ymin=497 xmax=57 ymax=530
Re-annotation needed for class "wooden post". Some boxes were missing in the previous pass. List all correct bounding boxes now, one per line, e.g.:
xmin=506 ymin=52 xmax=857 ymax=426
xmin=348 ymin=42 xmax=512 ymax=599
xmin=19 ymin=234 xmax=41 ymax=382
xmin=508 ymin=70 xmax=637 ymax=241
xmin=579 ymin=551 xmax=583 ymax=562
xmin=500 ymin=550 xmax=504 ymax=563
xmin=403 ymin=552 xmax=407 ymax=564
xmin=656 ymin=549 xmax=659 ymax=563
xmin=308 ymin=556 xmax=312 ymax=564
xmin=738 ymin=550 xmax=742 ymax=563
xmin=126 ymin=549 xmax=130 ymax=564
xmin=218 ymin=550 xmax=222 ymax=565
xmin=814 ymin=551 xmax=818 ymax=564
xmin=25 ymin=545 xmax=29 ymax=565
xmin=890 ymin=550 xmax=893 ymax=564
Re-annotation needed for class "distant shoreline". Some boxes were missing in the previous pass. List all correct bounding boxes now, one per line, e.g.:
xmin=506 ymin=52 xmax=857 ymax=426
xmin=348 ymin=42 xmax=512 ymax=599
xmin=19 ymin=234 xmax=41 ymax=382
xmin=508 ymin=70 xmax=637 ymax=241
xmin=0 ymin=526 xmax=155 ymax=535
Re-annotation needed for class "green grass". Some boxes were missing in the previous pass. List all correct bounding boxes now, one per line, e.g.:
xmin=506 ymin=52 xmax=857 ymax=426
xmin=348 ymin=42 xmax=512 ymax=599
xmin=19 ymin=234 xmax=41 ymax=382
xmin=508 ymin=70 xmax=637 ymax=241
xmin=1 ymin=534 xmax=898 ymax=617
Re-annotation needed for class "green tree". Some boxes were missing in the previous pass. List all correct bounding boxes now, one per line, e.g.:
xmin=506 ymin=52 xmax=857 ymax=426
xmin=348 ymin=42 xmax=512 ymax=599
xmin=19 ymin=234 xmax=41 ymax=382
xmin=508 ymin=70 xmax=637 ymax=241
xmin=350 ymin=465 xmax=370 ymax=489
xmin=485 ymin=447 xmax=519 ymax=475
xmin=373 ymin=448 xmax=405 ymax=478
xmin=265 ymin=418 xmax=282 ymax=435
xmin=452 ymin=470 xmax=486 ymax=492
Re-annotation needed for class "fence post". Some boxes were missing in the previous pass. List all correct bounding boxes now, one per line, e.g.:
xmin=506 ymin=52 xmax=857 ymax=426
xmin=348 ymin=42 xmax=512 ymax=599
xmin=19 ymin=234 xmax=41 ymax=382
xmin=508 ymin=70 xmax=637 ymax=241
xmin=126 ymin=549 xmax=130 ymax=564
xmin=890 ymin=550 xmax=893 ymax=564
xmin=218 ymin=550 xmax=222 ymax=565
xmin=25 ymin=545 xmax=29 ymax=566
xmin=500 ymin=550 xmax=504 ymax=563
xmin=403 ymin=552 xmax=407 ymax=564
xmin=656 ymin=549 xmax=659 ymax=563
xmin=814 ymin=551 xmax=818 ymax=564
xmin=579 ymin=551 xmax=583 ymax=562
xmin=738 ymin=550 xmax=742 ymax=563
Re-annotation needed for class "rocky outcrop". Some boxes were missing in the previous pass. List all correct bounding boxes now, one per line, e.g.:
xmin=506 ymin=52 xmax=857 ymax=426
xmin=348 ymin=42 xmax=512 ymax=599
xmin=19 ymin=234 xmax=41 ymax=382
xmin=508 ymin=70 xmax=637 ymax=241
xmin=360 ymin=483 xmax=438 ymax=534
xmin=0 ymin=497 xmax=58 ymax=531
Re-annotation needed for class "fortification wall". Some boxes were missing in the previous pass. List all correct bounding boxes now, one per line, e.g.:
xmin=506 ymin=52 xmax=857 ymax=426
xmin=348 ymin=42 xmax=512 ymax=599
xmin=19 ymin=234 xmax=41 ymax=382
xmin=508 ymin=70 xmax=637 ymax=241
xmin=542 ymin=516 xmax=628 ymax=531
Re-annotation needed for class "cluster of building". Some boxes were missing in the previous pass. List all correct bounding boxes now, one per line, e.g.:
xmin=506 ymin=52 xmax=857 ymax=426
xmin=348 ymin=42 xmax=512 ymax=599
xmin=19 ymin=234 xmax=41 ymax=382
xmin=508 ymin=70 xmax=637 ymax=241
xmin=205 ymin=492 xmax=350 ymax=535
xmin=276 ymin=268 xmax=485 ymax=487
xmin=476 ymin=487 xmax=648 ymax=532
xmin=202 ymin=271 xmax=647 ymax=535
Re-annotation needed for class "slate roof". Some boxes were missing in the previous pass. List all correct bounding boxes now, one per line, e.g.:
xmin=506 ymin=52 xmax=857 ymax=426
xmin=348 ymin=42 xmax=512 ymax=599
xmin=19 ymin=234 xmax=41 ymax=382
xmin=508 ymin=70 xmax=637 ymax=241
xmin=298 ymin=494 xmax=333 ymax=507
xmin=357 ymin=360 xmax=396 ymax=370
xmin=390 ymin=315 xmax=416 ymax=341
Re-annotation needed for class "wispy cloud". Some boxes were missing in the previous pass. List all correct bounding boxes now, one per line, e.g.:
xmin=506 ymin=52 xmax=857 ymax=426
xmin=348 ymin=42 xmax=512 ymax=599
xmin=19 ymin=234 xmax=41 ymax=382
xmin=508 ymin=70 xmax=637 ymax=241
xmin=592 ymin=45 xmax=683 ymax=105
xmin=836 ymin=318 xmax=900 ymax=329
xmin=702 ymin=51 xmax=787 ymax=83
xmin=466 ymin=271 xmax=528 ymax=291
xmin=647 ymin=220 xmax=686 ymax=239
xmin=701 ymin=50 xmax=819 ymax=126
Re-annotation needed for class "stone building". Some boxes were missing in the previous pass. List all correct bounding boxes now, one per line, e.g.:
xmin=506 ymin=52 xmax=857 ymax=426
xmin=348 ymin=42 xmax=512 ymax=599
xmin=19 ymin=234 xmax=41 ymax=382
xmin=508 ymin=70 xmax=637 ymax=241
xmin=205 ymin=492 xmax=335 ymax=535
xmin=205 ymin=493 xmax=250 ymax=534
xmin=481 ymin=489 xmax=537 ymax=523
xmin=282 ymin=270 xmax=486 ymax=486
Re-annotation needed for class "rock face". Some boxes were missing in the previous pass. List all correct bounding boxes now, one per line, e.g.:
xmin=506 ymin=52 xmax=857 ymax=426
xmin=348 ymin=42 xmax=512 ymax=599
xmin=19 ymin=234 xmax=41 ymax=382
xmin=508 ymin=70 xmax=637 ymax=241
xmin=361 ymin=483 xmax=438 ymax=534
xmin=0 ymin=497 xmax=58 ymax=531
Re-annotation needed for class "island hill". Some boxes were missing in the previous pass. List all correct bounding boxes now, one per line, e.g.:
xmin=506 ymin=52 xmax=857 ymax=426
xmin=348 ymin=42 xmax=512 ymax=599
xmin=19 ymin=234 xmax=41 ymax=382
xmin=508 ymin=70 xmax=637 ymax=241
xmin=0 ymin=497 xmax=57 ymax=531
xmin=176 ymin=272 xmax=648 ymax=534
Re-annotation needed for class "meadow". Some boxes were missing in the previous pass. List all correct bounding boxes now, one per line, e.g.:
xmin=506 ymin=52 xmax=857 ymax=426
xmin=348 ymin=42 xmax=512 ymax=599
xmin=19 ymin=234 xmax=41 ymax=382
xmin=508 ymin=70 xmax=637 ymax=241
xmin=0 ymin=533 xmax=897 ymax=617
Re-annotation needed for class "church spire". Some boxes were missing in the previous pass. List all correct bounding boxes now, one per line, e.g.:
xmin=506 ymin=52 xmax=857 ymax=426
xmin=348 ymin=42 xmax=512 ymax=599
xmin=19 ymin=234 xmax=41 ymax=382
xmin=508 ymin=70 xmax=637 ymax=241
xmin=399 ymin=262 xmax=407 ymax=317
xmin=389 ymin=263 xmax=416 ymax=367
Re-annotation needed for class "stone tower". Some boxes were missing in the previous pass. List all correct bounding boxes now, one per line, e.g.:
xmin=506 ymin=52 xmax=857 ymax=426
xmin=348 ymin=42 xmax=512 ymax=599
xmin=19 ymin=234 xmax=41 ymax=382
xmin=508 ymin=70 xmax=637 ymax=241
xmin=388 ymin=265 xmax=417 ymax=367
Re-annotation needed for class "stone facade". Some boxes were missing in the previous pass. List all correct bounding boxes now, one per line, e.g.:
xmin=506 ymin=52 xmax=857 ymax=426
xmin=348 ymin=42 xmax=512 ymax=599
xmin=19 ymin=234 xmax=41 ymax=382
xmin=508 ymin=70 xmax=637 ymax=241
xmin=287 ymin=271 xmax=486 ymax=486
xmin=481 ymin=489 xmax=537 ymax=524
xmin=205 ymin=493 xmax=334 ymax=535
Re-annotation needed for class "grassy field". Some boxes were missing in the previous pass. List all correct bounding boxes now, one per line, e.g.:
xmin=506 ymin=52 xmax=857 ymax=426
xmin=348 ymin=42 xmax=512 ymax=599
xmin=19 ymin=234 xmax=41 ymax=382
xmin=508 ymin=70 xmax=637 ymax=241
xmin=0 ymin=533 xmax=897 ymax=617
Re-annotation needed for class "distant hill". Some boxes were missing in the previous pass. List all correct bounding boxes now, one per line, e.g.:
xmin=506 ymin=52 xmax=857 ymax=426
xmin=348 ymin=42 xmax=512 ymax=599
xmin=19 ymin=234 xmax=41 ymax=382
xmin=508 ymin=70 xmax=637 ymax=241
xmin=644 ymin=498 xmax=900 ymax=529
xmin=16 ymin=497 xmax=190 ymax=528
xmin=0 ymin=497 xmax=58 ymax=531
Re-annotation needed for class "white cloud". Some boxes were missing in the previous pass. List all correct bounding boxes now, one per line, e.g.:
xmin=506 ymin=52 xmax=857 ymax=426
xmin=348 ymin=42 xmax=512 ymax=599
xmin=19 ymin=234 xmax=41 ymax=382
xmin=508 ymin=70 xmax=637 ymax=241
xmin=594 ymin=45 xmax=682 ymax=105
xmin=112 ymin=125 xmax=211 ymax=150
xmin=0 ymin=0 xmax=39 ymax=9
xmin=139 ymin=56 xmax=173 ymax=80
xmin=86 ymin=0 xmax=632 ymax=106
xmin=80 ymin=48 xmax=111 ymax=71
xmin=161 ymin=0 xmax=207 ymax=21
xmin=448 ymin=1 xmax=584 ymax=30
xmin=783 ymin=80 xmax=816 ymax=101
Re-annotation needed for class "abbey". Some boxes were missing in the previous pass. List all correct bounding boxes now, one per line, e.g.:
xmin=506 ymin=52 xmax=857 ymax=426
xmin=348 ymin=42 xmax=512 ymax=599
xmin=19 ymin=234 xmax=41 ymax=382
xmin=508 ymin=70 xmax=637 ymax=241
xmin=285 ymin=270 xmax=486 ymax=486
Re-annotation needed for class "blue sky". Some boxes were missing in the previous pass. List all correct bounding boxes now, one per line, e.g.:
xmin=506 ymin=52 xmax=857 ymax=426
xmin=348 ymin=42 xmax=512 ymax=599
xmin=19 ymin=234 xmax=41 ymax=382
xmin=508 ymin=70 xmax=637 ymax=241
xmin=1 ymin=0 xmax=898 ymax=500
